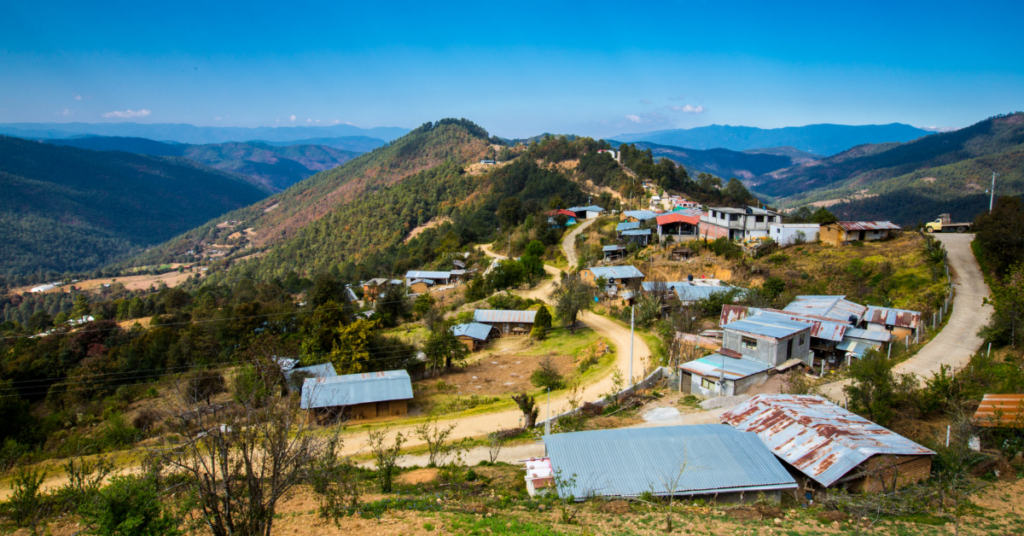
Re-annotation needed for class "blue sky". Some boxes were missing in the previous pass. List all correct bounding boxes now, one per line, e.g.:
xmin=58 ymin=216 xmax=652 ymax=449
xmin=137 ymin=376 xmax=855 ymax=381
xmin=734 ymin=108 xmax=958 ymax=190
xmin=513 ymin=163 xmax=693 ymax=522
xmin=2 ymin=0 xmax=1022 ymax=138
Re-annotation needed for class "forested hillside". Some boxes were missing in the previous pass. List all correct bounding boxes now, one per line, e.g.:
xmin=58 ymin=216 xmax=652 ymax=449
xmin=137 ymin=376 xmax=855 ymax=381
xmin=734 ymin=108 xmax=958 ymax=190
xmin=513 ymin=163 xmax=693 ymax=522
xmin=751 ymin=113 xmax=1024 ymax=223
xmin=129 ymin=119 xmax=494 ymax=266
xmin=46 ymin=137 xmax=360 ymax=192
xmin=611 ymin=140 xmax=796 ymax=179
xmin=0 ymin=136 xmax=269 ymax=276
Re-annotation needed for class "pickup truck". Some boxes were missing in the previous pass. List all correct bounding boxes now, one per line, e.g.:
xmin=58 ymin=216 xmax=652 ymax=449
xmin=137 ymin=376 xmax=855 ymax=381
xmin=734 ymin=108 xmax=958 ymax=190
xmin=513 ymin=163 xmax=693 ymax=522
xmin=925 ymin=213 xmax=972 ymax=233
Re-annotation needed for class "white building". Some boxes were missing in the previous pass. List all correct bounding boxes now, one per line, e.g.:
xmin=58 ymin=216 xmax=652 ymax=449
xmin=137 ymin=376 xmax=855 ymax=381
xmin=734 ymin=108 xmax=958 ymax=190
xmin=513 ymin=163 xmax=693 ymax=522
xmin=700 ymin=207 xmax=783 ymax=241
xmin=769 ymin=223 xmax=820 ymax=246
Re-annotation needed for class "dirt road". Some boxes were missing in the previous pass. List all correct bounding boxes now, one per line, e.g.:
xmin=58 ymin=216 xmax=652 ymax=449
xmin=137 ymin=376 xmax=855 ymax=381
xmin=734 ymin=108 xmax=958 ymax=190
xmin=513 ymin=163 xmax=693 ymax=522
xmin=820 ymin=233 xmax=992 ymax=401
xmin=478 ymin=244 xmax=561 ymax=302
xmin=561 ymin=218 xmax=597 ymax=268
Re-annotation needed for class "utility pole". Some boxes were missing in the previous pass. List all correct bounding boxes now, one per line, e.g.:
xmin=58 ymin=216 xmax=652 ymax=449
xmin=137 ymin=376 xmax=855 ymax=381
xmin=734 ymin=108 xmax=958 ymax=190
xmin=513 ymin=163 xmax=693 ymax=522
xmin=990 ymin=172 xmax=999 ymax=211
xmin=629 ymin=305 xmax=635 ymax=389
xmin=545 ymin=388 xmax=551 ymax=436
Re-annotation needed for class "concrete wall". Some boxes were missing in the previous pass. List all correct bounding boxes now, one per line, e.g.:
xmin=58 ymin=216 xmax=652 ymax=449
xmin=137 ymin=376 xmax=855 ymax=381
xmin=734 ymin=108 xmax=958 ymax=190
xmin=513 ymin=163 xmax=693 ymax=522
xmin=770 ymin=225 xmax=820 ymax=246
xmin=724 ymin=328 xmax=811 ymax=367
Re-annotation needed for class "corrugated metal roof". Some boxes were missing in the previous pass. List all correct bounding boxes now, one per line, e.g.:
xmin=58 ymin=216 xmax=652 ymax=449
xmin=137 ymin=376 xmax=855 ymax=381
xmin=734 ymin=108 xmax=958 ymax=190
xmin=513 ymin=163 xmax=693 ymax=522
xmin=285 ymin=362 xmax=337 ymax=382
xmin=783 ymin=296 xmax=867 ymax=324
xmin=405 ymin=270 xmax=451 ymax=280
xmin=567 ymin=205 xmax=606 ymax=213
xmin=623 ymin=210 xmax=658 ymax=221
xmin=721 ymin=395 xmax=935 ymax=487
xmin=656 ymin=213 xmax=700 ymax=226
xmin=973 ymin=394 xmax=1024 ymax=428
xmin=603 ymin=245 xmax=626 ymax=252
xmin=622 ymin=228 xmax=652 ymax=236
xmin=865 ymin=306 xmax=921 ymax=330
xmin=836 ymin=339 xmax=875 ymax=356
xmin=675 ymin=285 xmax=738 ymax=303
xmin=836 ymin=221 xmax=901 ymax=231
xmin=451 ymin=322 xmax=498 ymax=341
xmin=544 ymin=425 xmax=797 ymax=499
xmin=753 ymin=310 xmax=847 ymax=342
xmin=723 ymin=316 xmax=810 ymax=339
xmin=844 ymin=327 xmax=891 ymax=343
xmin=720 ymin=304 xmax=751 ymax=326
xmin=616 ymin=221 xmax=641 ymax=232
xmin=585 ymin=265 xmax=645 ymax=279
xmin=300 ymin=369 xmax=413 ymax=409
xmin=473 ymin=309 xmax=538 ymax=323
xmin=679 ymin=354 xmax=772 ymax=380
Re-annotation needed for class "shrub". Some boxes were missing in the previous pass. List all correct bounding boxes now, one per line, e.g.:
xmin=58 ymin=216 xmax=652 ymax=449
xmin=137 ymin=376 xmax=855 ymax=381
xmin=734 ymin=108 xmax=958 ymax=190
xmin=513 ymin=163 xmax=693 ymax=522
xmin=530 ymin=325 xmax=548 ymax=340
xmin=182 ymin=370 xmax=226 ymax=405
xmin=767 ymin=253 xmax=789 ymax=264
xmin=534 ymin=305 xmax=553 ymax=329
xmin=530 ymin=356 xmax=565 ymax=390
xmin=131 ymin=409 xmax=162 ymax=433
xmin=102 ymin=412 xmax=141 ymax=448
xmin=6 ymin=467 xmax=47 ymax=532
xmin=231 ymin=365 xmax=273 ymax=407
xmin=78 ymin=475 xmax=182 ymax=536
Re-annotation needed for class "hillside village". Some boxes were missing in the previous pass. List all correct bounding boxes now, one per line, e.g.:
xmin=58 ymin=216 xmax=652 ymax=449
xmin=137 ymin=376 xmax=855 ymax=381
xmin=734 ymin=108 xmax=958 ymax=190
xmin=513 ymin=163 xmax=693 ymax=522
xmin=0 ymin=123 xmax=1021 ymax=536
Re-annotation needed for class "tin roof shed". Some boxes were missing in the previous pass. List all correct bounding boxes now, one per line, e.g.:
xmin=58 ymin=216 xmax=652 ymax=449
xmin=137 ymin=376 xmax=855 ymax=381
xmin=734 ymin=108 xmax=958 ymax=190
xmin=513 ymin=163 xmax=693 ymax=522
xmin=679 ymin=354 xmax=772 ymax=380
xmin=723 ymin=316 xmax=810 ymax=339
xmin=451 ymin=322 xmax=498 ymax=341
xmin=473 ymin=309 xmax=537 ymax=324
xmin=585 ymin=265 xmax=645 ymax=279
xmin=300 ymin=370 xmax=413 ymax=409
xmin=865 ymin=306 xmax=921 ymax=330
xmin=721 ymin=395 xmax=935 ymax=487
xmin=783 ymin=295 xmax=868 ymax=324
xmin=616 ymin=221 xmax=641 ymax=232
xmin=543 ymin=425 xmax=796 ymax=499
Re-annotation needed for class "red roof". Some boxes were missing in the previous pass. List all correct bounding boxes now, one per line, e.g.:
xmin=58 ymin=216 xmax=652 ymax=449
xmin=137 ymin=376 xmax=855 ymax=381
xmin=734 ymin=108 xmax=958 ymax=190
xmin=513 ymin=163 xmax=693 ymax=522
xmin=656 ymin=212 xmax=700 ymax=226
xmin=546 ymin=209 xmax=577 ymax=218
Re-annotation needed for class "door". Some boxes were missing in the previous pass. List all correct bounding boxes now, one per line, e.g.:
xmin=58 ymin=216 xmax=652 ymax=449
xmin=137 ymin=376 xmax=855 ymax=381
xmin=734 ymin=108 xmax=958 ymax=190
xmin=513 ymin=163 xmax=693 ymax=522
xmin=680 ymin=372 xmax=692 ymax=394
xmin=858 ymin=230 xmax=866 ymax=241
xmin=376 ymin=401 xmax=390 ymax=417
xmin=787 ymin=338 xmax=793 ymax=359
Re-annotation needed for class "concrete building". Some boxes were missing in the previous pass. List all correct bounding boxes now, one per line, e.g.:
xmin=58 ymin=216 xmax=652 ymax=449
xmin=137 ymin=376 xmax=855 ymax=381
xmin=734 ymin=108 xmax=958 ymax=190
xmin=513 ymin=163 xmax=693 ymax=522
xmin=473 ymin=309 xmax=537 ymax=336
xmin=722 ymin=315 xmax=813 ymax=367
xmin=451 ymin=322 xmax=499 ymax=351
xmin=768 ymin=223 xmax=820 ymax=246
xmin=700 ymin=207 xmax=782 ymax=241
xmin=300 ymin=370 xmax=414 ymax=422
xmin=820 ymin=221 xmax=900 ymax=246
xmin=566 ymin=205 xmax=606 ymax=219
xmin=678 ymin=349 xmax=772 ymax=397
xmin=656 ymin=212 xmax=700 ymax=239
xmin=524 ymin=457 xmax=555 ymax=497
xmin=722 ymin=395 xmax=935 ymax=494
xmin=404 ymin=270 xmax=452 ymax=286
xmin=540 ymin=425 xmax=797 ymax=503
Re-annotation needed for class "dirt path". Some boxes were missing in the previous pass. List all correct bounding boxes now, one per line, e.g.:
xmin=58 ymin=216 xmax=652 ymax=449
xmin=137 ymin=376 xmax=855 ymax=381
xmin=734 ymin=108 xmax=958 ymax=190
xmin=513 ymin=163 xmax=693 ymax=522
xmin=820 ymin=233 xmax=992 ymax=401
xmin=478 ymin=244 xmax=561 ymax=302
xmin=561 ymin=217 xmax=597 ymax=268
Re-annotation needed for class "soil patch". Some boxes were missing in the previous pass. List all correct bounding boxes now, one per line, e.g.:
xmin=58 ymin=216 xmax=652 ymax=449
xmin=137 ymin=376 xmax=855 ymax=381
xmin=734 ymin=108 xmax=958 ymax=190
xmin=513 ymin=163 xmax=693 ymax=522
xmin=417 ymin=343 xmax=575 ymax=397
xmin=396 ymin=468 xmax=440 ymax=485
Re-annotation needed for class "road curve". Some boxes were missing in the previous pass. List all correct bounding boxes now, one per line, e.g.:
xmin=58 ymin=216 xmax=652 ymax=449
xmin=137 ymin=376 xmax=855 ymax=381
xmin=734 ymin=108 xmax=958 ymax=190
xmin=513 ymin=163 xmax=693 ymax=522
xmin=819 ymin=233 xmax=992 ymax=401
xmin=561 ymin=218 xmax=597 ymax=268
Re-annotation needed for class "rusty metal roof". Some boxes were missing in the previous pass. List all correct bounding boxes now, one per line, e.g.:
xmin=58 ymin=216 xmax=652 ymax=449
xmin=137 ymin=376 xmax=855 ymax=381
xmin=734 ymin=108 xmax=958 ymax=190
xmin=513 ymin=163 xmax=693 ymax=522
xmin=865 ymin=306 xmax=921 ymax=330
xmin=783 ymin=296 xmax=867 ymax=324
xmin=836 ymin=221 xmax=901 ymax=231
xmin=720 ymin=304 xmax=751 ymax=326
xmin=973 ymin=394 xmax=1024 ymax=428
xmin=754 ymin=310 xmax=848 ymax=342
xmin=473 ymin=309 xmax=538 ymax=324
xmin=723 ymin=316 xmax=810 ymax=339
xmin=721 ymin=395 xmax=935 ymax=487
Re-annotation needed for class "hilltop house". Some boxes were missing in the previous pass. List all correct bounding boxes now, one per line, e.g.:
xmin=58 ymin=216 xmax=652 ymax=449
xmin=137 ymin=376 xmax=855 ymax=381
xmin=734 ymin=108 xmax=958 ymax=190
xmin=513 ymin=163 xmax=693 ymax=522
xmin=820 ymin=221 xmax=900 ymax=246
xmin=700 ymin=207 xmax=782 ymax=241
xmin=621 ymin=228 xmax=651 ymax=246
xmin=722 ymin=315 xmax=813 ymax=367
xmin=679 ymin=349 xmax=772 ymax=397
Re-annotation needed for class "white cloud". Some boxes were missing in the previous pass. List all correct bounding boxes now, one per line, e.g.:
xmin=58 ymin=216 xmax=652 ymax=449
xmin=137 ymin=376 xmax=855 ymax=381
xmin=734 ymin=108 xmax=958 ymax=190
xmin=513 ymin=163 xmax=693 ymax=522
xmin=73 ymin=94 xmax=91 ymax=101
xmin=670 ymin=105 xmax=705 ymax=114
xmin=102 ymin=109 xmax=151 ymax=118
xmin=289 ymin=115 xmax=297 ymax=122
xmin=920 ymin=125 xmax=958 ymax=133
xmin=74 ymin=95 xmax=82 ymax=100
xmin=625 ymin=114 xmax=642 ymax=123
xmin=668 ymin=94 xmax=686 ymax=101
xmin=60 ymin=109 xmax=73 ymax=116
xmin=639 ymin=99 xmax=652 ymax=105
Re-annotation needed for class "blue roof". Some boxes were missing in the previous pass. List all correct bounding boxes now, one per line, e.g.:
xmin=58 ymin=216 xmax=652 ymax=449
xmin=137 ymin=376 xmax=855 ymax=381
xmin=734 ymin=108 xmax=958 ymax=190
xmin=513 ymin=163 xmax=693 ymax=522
xmin=544 ymin=425 xmax=797 ymax=498
xmin=723 ymin=316 xmax=810 ymax=339
xmin=616 ymin=221 xmax=641 ymax=232
xmin=621 ymin=228 xmax=652 ymax=236
xmin=585 ymin=265 xmax=645 ymax=279
xmin=567 ymin=205 xmax=605 ymax=213
xmin=405 ymin=270 xmax=451 ymax=280
xmin=451 ymin=322 xmax=497 ymax=341
xmin=623 ymin=210 xmax=658 ymax=221
xmin=674 ymin=285 xmax=738 ymax=302
xmin=285 ymin=362 xmax=337 ymax=382
xmin=301 ymin=369 xmax=413 ymax=409
xmin=603 ymin=245 xmax=626 ymax=252
xmin=680 ymin=354 xmax=772 ymax=380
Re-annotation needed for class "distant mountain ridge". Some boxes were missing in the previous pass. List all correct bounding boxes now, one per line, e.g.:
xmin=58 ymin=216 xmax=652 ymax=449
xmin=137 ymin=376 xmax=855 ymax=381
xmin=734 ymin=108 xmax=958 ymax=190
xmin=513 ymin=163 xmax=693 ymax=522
xmin=45 ymin=137 xmax=361 ymax=192
xmin=613 ymin=123 xmax=934 ymax=156
xmin=607 ymin=140 xmax=801 ymax=180
xmin=0 ymin=136 xmax=269 ymax=275
xmin=0 ymin=122 xmax=409 ymax=144
xmin=750 ymin=113 xmax=1024 ymax=225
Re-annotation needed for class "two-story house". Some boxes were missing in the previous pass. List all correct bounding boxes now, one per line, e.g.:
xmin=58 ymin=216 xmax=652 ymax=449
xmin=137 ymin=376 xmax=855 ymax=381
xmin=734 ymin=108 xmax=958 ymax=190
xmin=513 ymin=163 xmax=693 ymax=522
xmin=700 ymin=206 xmax=782 ymax=241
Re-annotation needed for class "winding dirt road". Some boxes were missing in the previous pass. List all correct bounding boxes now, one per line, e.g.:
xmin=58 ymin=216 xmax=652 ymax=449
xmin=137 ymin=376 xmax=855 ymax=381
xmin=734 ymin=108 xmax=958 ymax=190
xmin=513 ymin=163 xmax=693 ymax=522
xmin=561 ymin=218 xmax=597 ymax=268
xmin=819 ymin=233 xmax=992 ymax=401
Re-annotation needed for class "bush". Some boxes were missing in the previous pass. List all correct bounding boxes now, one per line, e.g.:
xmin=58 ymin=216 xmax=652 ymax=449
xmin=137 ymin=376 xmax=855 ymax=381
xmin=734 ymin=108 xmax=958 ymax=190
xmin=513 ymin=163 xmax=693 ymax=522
xmin=231 ymin=365 xmax=273 ymax=407
xmin=530 ymin=325 xmax=547 ymax=340
xmin=5 ymin=467 xmax=47 ymax=532
xmin=79 ymin=475 xmax=182 ymax=536
xmin=534 ymin=305 xmax=553 ymax=329
xmin=182 ymin=370 xmax=226 ymax=405
xmin=530 ymin=356 xmax=565 ymax=390
xmin=101 ymin=412 xmax=141 ymax=448
xmin=131 ymin=409 xmax=162 ymax=433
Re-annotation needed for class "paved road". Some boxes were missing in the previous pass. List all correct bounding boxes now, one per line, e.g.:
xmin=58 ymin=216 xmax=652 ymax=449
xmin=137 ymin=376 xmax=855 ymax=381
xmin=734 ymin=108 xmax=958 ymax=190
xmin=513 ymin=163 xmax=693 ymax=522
xmin=561 ymin=217 xmax=597 ymax=268
xmin=819 ymin=233 xmax=992 ymax=401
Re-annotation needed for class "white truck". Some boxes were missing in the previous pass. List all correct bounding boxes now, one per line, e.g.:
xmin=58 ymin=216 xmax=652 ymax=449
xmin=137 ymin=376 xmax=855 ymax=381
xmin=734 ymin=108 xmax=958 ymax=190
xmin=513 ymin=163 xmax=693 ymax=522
xmin=925 ymin=213 xmax=972 ymax=233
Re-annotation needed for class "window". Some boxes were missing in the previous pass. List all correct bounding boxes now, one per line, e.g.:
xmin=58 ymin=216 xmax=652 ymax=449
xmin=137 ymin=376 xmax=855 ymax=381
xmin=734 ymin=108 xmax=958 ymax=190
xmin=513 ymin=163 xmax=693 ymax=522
xmin=755 ymin=215 xmax=764 ymax=223
xmin=701 ymin=377 xmax=718 ymax=390
xmin=798 ymin=334 xmax=805 ymax=345
xmin=730 ymin=214 xmax=740 ymax=221
xmin=741 ymin=336 xmax=757 ymax=350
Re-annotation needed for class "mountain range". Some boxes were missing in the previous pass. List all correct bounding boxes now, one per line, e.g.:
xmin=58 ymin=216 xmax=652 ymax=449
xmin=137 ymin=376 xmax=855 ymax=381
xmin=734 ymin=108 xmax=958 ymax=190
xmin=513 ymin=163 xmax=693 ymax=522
xmin=0 ymin=136 xmax=269 ymax=276
xmin=44 ymin=137 xmax=362 ymax=192
xmin=0 ymin=122 xmax=409 ymax=144
xmin=749 ymin=113 xmax=1024 ymax=224
xmin=614 ymin=123 xmax=935 ymax=156
xmin=608 ymin=141 xmax=816 ymax=180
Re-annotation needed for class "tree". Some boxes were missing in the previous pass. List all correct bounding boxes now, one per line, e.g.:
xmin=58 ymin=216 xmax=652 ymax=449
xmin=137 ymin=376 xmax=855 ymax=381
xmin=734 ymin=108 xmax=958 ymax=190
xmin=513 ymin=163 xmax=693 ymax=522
xmin=498 ymin=196 xmax=522 ymax=230
xmin=548 ymin=194 xmax=566 ymax=210
xmin=79 ymin=475 xmax=182 ymax=536
xmin=424 ymin=320 xmax=470 ymax=374
xmin=974 ymin=196 xmax=1024 ymax=278
xmin=550 ymin=273 xmax=593 ymax=333
xmin=375 ymin=282 xmax=410 ymax=327
xmin=525 ymin=240 xmax=545 ymax=257
xmin=530 ymin=356 xmax=565 ymax=390
xmin=413 ymin=293 xmax=435 ymax=318
xmin=534 ymin=305 xmax=552 ymax=329
xmin=300 ymin=301 xmax=351 ymax=358
xmin=843 ymin=350 xmax=919 ymax=426
xmin=762 ymin=276 xmax=786 ymax=299
xmin=512 ymin=393 xmax=539 ymax=428
xmin=487 ymin=259 xmax=526 ymax=291
xmin=182 ymin=370 xmax=226 ymax=405
xmin=809 ymin=206 xmax=839 ymax=225
xmin=985 ymin=264 xmax=1024 ymax=348
xmin=328 ymin=319 xmax=380 ymax=374
xmin=367 ymin=429 xmax=405 ymax=493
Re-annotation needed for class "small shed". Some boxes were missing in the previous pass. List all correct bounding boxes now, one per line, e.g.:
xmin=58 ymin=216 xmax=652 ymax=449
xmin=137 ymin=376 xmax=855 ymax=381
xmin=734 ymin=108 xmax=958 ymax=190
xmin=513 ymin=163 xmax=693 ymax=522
xmin=282 ymin=362 xmax=337 ymax=391
xmin=622 ymin=210 xmax=658 ymax=222
xmin=722 ymin=316 xmax=812 ymax=367
xmin=301 ymin=370 xmax=414 ymax=422
xmin=621 ymin=228 xmax=651 ymax=245
xmin=542 ymin=425 xmax=797 ymax=503
xmin=820 ymin=222 xmax=901 ymax=246
xmin=580 ymin=265 xmax=646 ymax=290
xmin=769 ymin=224 xmax=820 ymax=246
xmin=678 ymin=350 xmax=772 ymax=396
xmin=616 ymin=221 xmax=641 ymax=236
xmin=721 ymin=395 xmax=936 ymax=494
xmin=473 ymin=309 xmax=537 ymax=336
xmin=567 ymin=205 xmax=606 ymax=219
xmin=404 ymin=270 xmax=452 ymax=286
xmin=451 ymin=322 xmax=499 ymax=351
xmin=602 ymin=244 xmax=626 ymax=261
xmin=408 ymin=278 xmax=435 ymax=294
xmin=863 ymin=306 xmax=921 ymax=338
